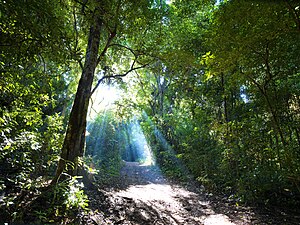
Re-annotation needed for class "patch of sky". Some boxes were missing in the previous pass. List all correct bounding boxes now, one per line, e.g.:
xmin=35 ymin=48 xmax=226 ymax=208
xmin=240 ymin=85 xmax=249 ymax=103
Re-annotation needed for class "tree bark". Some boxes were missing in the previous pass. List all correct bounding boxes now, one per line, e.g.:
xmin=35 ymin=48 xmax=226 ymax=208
xmin=52 ymin=13 xmax=102 ymax=184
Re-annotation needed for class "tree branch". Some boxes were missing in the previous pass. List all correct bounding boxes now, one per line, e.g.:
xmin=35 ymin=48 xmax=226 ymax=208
xmin=96 ymin=31 xmax=116 ymax=67
xmin=90 ymin=62 xmax=149 ymax=96
xmin=107 ymin=43 xmax=164 ymax=63
xmin=88 ymin=95 xmax=104 ymax=118
xmin=284 ymin=0 xmax=300 ymax=31
xmin=107 ymin=43 xmax=138 ymax=56
xmin=95 ymin=0 xmax=121 ymax=67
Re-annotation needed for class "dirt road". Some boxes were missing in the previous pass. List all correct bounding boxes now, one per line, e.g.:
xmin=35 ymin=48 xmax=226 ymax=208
xmin=83 ymin=162 xmax=299 ymax=224
xmin=110 ymin=162 xmax=240 ymax=224
xmin=84 ymin=162 xmax=253 ymax=224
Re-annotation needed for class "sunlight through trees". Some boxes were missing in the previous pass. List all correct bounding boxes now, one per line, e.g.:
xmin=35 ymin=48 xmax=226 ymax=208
xmin=1 ymin=0 xmax=300 ymax=223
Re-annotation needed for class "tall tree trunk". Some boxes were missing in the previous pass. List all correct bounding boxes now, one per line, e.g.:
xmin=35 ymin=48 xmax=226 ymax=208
xmin=221 ymin=73 xmax=229 ymax=123
xmin=263 ymin=90 xmax=286 ymax=147
xmin=52 ymin=14 xmax=102 ymax=184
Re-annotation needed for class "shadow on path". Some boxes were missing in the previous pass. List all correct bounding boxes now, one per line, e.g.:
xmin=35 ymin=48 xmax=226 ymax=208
xmin=82 ymin=161 xmax=300 ymax=225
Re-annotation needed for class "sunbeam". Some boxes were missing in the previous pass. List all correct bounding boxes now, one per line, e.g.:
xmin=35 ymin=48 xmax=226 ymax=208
xmin=86 ymin=83 xmax=122 ymax=157
xmin=142 ymin=111 xmax=190 ymax=174
xmin=86 ymin=110 xmax=109 ymax=157
xmin=123 ymin=119 xmax=155 ymax=166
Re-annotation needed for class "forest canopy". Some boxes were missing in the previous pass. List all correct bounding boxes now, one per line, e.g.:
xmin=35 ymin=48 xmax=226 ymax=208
xmin=1 ymin=0 xmax=300 ymax=224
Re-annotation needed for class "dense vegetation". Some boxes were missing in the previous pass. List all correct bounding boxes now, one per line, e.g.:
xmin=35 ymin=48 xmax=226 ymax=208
xmin=1 ymin=0 xmax=299 ymax=223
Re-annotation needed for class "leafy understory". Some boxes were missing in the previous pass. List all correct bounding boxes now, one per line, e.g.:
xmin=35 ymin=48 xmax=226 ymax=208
xmin=1 ymin=0 xmax=300 ymax=224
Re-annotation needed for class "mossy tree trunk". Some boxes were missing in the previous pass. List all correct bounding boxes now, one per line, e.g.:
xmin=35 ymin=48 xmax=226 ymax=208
xmin=52 ymin=13 xmax=102 ymax=184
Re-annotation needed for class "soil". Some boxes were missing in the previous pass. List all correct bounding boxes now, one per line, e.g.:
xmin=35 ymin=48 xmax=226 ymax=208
xmin=81 ymin=162 xmax=300 ymax=225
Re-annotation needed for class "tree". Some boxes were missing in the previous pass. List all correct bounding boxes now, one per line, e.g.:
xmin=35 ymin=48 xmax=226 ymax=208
xmin=0 ymin=0 xmax=75 ymax=175
xmin=202 ymin=0 xmax=300 ymax=201
xmin=0 ymin=0 xmax=82 ymax=221
xmin=52 ymin=0 xmax=162 ymax=183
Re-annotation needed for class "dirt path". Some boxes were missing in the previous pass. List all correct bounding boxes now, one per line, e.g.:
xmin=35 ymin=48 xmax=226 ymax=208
xmin=109 ymin=162 xmax=238 ymax=224
xmin=82 ymin=162 xmax=299 ymax=225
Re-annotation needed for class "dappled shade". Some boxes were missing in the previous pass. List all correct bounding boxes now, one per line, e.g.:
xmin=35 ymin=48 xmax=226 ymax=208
xmin=1 ymin=0 xmax=300 ymax=224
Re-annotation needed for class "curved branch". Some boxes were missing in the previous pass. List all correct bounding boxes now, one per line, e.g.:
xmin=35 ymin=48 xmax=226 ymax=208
xmin=88 ymin=95 xmax=104 ymax=118
xmin=284 ymin=0 xmax=300 ymax=31
xmin=96 ymin=31 xmax=116 ymax=66
xmin=78 ymin=58 xmax=84 ymax=70
xmin=107 ymin=43 xmax=138 ymax=56
xmin=95 ymin=0 xmax=121 ymax=66
xmin=90 ymin=62 xmax=149 ymax=96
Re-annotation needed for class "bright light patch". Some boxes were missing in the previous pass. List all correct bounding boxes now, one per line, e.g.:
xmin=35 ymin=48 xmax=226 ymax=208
xmin=125 ymin=120 xmax=155 ymax=165
xmin=202 ymin=214 xmax=234 ymax=225
xmin=86 ymin=110 xmax=109 ymax=156
xmin=240 ymin=85 xmax=249 ymax=103
xmin=88 ymin=83 xmax=121 ymax=120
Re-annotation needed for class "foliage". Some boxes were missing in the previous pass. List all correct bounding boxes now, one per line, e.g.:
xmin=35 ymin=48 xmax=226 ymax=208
xmin=85 ymin=111 xmax=124 ymax=185
xmin=23 ymin=177 xmax=88 ymax=224
xmin=200 ymin=0 xmax=300 ymax=204
xmin=120 ymin=0 xmax=300 ymax=206
xmin=0 ymin=0 xmax=81 ymax=223
xmin=1 ymin=0 xmax=300 ymax=222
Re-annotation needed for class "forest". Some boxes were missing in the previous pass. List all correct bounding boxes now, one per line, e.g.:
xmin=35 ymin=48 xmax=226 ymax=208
xmin=1 ymin=0 xmax=300 ymax=224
